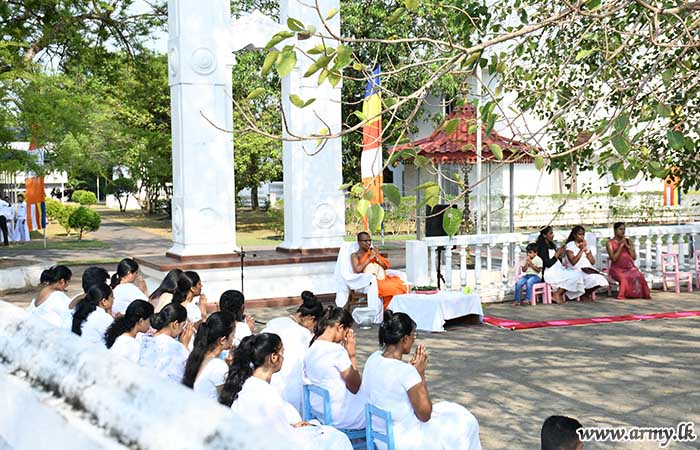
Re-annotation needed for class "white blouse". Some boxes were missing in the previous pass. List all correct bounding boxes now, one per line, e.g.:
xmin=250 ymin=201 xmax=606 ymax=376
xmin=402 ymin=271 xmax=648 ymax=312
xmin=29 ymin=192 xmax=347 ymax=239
xmin=111 ymin=334 xmax=141 ymax=363
xmin=81 ymin=307 xmax=113 ymax=345
xmin=112 ymin=283 xmax=146 ymax=315
xmin=27 ymin=291 xmax=71 ymax=327
xmin=139 ymin=333 xmax=189 ymax=383
xmin=193 ymin=358 xmax=228 ymax=401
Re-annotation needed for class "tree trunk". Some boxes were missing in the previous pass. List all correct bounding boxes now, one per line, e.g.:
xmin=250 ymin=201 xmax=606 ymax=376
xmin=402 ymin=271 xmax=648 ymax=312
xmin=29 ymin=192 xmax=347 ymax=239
xmin=251 ymin=184 xmax=259 ymax=210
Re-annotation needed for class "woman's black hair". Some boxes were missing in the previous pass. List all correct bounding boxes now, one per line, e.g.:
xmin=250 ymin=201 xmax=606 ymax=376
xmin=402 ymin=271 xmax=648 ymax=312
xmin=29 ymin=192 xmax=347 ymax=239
xmin=82 ymin=267 xmax=110 ymax=293
xmin=613 ymin=222 xmax=625 ymax=231
xmin=297 ymin=291 xmax=323 ymax=319
xmin=150 ymin=302 xmax=188 ymax=330
xmin=218 ymin=333 xmax=282 ymax=406
xmin=183 ymin=270 xmax=201 ymax=287
xmin=171 ymin=275 xmax=194 ymax=304
xmin=219 ymin=290 xmax=245 ymax=322
xmin=72 ymin=283 xmax=112 ymax=336
xmin=565 ymin=225 xmax=586 ymax=244
xmin=148 ymin=269 xmax=183 ymax=301
xmin=182 ymin=311 xmax=235 ymax=388
xmin=311 ymin=306 xmax=354 ymax=344
xmin=379 ymin=310 xmax=416 ymax=346
xmin=40 ymin=265 xmax=72 ymax=285
xmin=104 ymin=300 xmax=153 ymax=348
xmin=110 ymin=258 xmax=139 ymax=288
xmin=537 ymin=226 xmax=556 ymax=250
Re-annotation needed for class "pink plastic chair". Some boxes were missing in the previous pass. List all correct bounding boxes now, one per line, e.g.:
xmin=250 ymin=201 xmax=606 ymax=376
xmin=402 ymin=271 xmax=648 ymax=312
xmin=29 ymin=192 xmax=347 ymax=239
xmin=514 ymin=257 xmax=551 ymax=305
xmin=661 ymin=252 xmax=693 ymax=294
xmin=600 ymin=255 xmax=619 ymax=298
xmin=693 ymin=250 xmax=700 ymax=289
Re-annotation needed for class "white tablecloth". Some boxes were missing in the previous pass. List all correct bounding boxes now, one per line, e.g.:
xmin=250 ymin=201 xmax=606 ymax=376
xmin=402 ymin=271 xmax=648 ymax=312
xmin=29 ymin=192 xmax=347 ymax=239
xmin=387 ymin=291 xmax=483 ymax=332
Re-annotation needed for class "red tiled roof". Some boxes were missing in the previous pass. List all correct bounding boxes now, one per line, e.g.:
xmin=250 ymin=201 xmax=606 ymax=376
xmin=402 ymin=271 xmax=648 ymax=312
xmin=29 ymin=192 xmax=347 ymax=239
xmin=390 ymin=106 xmax=537 ymax=164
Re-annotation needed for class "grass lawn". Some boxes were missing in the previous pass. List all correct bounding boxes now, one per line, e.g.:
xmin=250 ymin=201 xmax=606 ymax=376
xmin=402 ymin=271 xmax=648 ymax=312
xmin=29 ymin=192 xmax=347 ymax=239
xmin=5 ymin=239 xmax=110 ymax=251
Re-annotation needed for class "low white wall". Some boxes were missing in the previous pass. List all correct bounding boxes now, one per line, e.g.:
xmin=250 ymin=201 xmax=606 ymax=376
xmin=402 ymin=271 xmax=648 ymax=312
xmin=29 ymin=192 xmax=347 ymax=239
xmin=0 ymin=263 xmax=49 ymax=292
xmin=0 ymin=301 xmax=290 ymax=450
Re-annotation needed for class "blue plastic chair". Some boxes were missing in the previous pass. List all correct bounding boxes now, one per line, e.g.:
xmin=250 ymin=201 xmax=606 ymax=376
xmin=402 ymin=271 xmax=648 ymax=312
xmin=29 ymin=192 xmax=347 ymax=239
xmin=365 ymin=403 xmax=395 ymax=450
xmin=303 ymin=384 xmax=366 ymax=449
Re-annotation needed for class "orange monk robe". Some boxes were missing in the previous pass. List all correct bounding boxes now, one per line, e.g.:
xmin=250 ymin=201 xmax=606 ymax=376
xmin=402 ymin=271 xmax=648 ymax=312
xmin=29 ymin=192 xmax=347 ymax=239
xmin=358 ymin=251 xmax=407 ymax=310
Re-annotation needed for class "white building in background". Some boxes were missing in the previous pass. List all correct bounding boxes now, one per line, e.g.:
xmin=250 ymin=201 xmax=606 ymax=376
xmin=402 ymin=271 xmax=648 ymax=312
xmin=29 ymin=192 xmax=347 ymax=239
xmin=0 ymin=142 xmax=68 ymax=202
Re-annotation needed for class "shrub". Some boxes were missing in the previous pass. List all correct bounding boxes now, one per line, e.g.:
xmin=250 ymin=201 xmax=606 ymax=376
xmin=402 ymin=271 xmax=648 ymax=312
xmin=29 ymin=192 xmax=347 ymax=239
xmin=78 ymin=191 xmax=97 ymax=205
xmin=71 ymin=190 xmax=87 ymax=203
xmin=58 ymin=204 xmax=77 ymax=235
xmin=68 ymin=206 xmax=101 ymax=240
xmin=45 ymin=198 xmax=63 ymax=223
xmin=266 ymin=199 xmax=284 ymax=236
xmin=106 ymin=177 xmax=136 ymax=211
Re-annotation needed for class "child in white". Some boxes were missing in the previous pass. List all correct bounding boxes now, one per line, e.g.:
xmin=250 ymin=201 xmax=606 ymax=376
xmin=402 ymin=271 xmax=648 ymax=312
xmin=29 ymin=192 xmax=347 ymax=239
xmin=362 ymin=311 xmax=482 ymax=450
xmin=303 ymin=307 xmax=366 ymax=430
xmin=513 ymin=243 xmax=543 ymax=306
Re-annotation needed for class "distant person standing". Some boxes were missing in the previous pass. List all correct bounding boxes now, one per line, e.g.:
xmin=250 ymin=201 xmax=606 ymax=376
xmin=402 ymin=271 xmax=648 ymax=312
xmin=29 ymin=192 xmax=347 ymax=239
xmin=14 ymin=194 xmax=30 ymax=242
xmin=0 ymin=197 xmax=10 ymax=246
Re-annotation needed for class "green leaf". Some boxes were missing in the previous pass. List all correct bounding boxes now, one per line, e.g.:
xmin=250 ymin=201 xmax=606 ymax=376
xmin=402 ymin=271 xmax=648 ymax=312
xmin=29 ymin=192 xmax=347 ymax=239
xmin=414 ymin=181 xmax=439 ymax=191
xmin=287 ymin=17 xmax=305 ymax=32
xmin=684 ymin=137 xmax=695 ymax=151
xmin=384 ymin=97 xmax=398 ymax=108
xmin=495 ymin=61 xmax=506 ymax=73
xmin=489 ymin=143 xmax=503 ymax=160
xmin=356 ymin=199 xmax=370 ymax=217
xmin=442 ymin=118 xmax=459 ymax=135
xmin=425 ymin=185 xmax=440 ymax=208
xmin=388 ymin=7 xmax=405 ymax=24
xmin=655 ymin=103 xmax=672 ymax=118
xmin=265 ymin=31 xmax=295 ymax=50
xmin=667 ymin=130 xmax=685 ymax=150
xmin=611 ymin=134 xmax=630 ymax=155
xmin=318 ymin=69 xmax=329 ymax=85
xmin=367 ymin=204 xmax=385 ymax=233
xmin=413 ymin=155 xmax=430 ymax=168
xmin=463 ymin=52 xmax=480 ymax=68
xmin=362 ymin=189 xmax=375 ymax=201
xmin=276 ymin=50 xmax=297 ymax=78
xmin=325 ymin=8 xmax=339 ymax=20
xmin=661 ymin=68 xmax=674 ymax=87
xmin=442 ymin=207 xmax=461 ymax=237
xmin=353 ymin=62 xmax=364 ymax=71
xmin=484 ymin=114 xmax=496 ymax=136
xmin=609 ymin=184 xmax=621 ymax=196
xmin=534 ymin=155 xmax=545 ymax=171
xmin=334 ymin=45 xmax=353 ymax=70
xmin=303 ymin=54 xmax=332 ymax=78
xmin=261 ymin=50 xmax=279 ymax=77
xmin=382 ymin=184 xmax=401 ymax=207
xmin=289 ymin=94 xmax=305 ymax=108
xmin=353 ymin=110 xmax=367 ymax=122
xmin=328 ymin=70 xmax=341 ymax=87
xmin=575 ymin=49 xmax=594 ymax=61
xmin=586 ymin=0 xmax=601 ymax=9
xmin=246 ymin=87 xmax=265 ymax=100
xmin=613 ymin=113 xmax=629 ymax=132
xmin=403 ymin=0 xmax=419 ymax=11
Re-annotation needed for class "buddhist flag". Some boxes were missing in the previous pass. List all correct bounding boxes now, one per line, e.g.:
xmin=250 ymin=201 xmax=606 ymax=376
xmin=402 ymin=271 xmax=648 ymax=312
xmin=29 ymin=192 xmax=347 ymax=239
xmin=664 ymin=171 xmax=681 ymax=206
xmin=25 ymin=139 xmax=46 ymax=231
xmin=361 ymin=66 xmax=383 ymax=206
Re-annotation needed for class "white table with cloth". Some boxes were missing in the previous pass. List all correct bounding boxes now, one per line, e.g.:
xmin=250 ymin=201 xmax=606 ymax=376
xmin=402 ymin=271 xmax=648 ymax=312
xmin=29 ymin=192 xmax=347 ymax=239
xmin=387 ymin=291 xmax=483 ymax=332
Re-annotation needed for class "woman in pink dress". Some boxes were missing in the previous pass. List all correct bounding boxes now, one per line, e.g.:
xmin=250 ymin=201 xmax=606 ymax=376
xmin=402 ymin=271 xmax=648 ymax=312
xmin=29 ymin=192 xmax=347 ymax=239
xmin=606 ymin=222 xmax=651 ymax=299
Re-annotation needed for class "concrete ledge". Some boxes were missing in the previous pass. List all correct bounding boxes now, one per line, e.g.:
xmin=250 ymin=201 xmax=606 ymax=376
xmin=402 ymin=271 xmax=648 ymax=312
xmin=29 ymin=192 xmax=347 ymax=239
xmin=0 ymin=301 xmax=290 ymax=450
xmin=0 ymin=260 xmax=49 ymax=293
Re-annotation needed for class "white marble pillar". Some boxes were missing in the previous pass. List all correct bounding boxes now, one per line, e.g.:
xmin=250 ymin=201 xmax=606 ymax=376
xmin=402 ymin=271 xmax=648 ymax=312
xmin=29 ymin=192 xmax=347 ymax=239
xmin=167 ymin=0 xmax=238 ymax=257
xmin=278 ymin=0 xmax=345 ymax=251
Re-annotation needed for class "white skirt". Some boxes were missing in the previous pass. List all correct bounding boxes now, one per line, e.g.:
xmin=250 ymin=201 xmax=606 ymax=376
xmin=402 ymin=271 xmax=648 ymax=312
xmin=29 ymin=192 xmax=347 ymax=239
xmin=391 ymin=402 xmax=482 ymax=450
xmin=543 ymin=261 xmax=585 ymax=299
xmin=581 ymin=272 xmax=609 ymax=290
xmin=294 ymin=424 xmax=353 ymax=450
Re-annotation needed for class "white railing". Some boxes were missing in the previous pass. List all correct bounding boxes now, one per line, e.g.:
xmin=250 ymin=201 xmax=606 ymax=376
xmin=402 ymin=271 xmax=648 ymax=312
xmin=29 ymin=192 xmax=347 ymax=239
xmin=406 ymin=223 xmax=700 ymax=299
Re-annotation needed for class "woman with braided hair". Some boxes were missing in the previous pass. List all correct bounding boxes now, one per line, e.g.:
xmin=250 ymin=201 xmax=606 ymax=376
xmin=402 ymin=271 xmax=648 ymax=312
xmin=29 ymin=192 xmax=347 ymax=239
xmin=220 ymin=333 xmax=352 ymax=450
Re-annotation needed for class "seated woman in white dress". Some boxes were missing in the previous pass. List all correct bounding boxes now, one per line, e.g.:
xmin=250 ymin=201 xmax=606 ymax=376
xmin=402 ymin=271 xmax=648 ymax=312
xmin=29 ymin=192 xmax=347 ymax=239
xmin=104 ymin=300 xmax=154 ymax=363
xmin=27 ymin=265 xmax=73 ymax=327
xmin=110 ymin=258 xmax=149 ymax=315
xmin=182 ymin=312 xmax=236 ymax=400
xmin=71 ymin=283 xmax=114 ymax=345
xmin=139 ymin=302 xmax=194 ymax=382
xmin=363 ymin=311 xmax=482 ymax=450
xmin=565 ymin=225 xmax=608 ymax=301
xmin=536 ymin=226 xmax=585 ymax=304
xmin=261 ymin=290 xmax=323 ymax=414
xmin=219 ymin=290 xmax=254 ymax=347
xmin=220 ymin=333 xmax=352 ymax=450
xmin=149 ymin=268 xmax=183 ymax=310
xmin=303 ymin=306 xmax=366 ymax=430
xmin=68 ymin=266 xmax=110 ymax=310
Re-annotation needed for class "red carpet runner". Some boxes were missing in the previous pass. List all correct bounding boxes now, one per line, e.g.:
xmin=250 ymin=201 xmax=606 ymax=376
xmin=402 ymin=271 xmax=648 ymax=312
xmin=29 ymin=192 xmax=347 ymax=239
xmin=483 ymin=311 xmax=700 ymax=331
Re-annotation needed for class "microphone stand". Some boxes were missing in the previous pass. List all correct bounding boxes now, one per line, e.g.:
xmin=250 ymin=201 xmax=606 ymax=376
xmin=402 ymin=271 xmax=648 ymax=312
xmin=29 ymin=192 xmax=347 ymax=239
xmin=239 ymin=247 xmax=257 ymax=295
xmin=436 ymin=246 xmax=446 ymax=289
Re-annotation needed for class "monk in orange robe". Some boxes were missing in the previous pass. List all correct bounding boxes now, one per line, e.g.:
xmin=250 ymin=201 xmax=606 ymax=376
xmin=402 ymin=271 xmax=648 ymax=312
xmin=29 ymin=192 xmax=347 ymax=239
xmin=351 ymin=232 xmax=407 ymax=310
